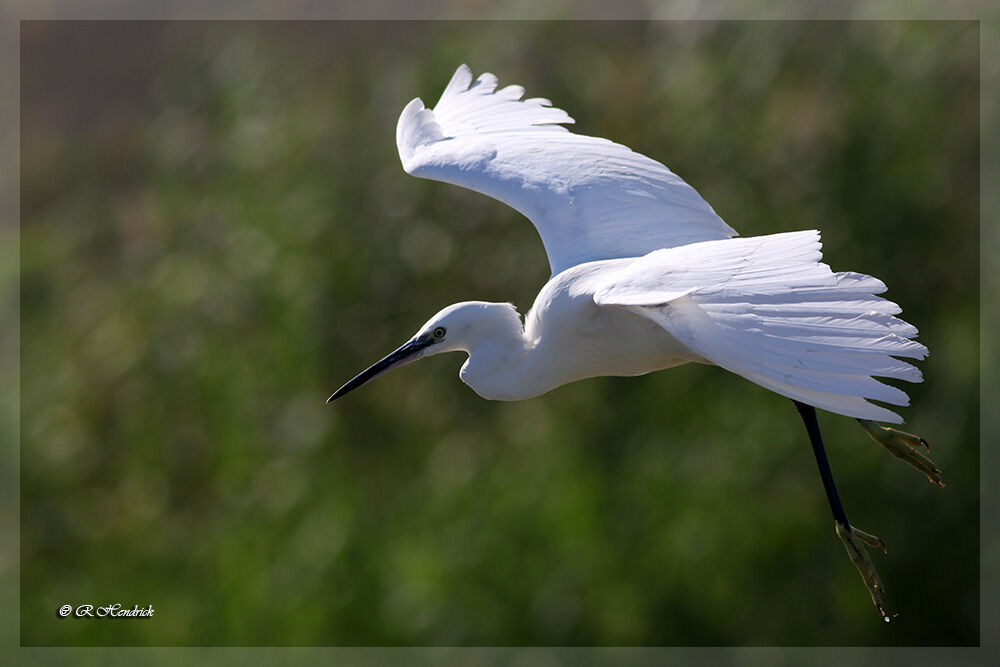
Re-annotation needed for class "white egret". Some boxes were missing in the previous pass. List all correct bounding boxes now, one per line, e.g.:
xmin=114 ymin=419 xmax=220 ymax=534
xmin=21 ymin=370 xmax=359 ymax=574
xmin=329 ymin=65 xmax=941 ymax=618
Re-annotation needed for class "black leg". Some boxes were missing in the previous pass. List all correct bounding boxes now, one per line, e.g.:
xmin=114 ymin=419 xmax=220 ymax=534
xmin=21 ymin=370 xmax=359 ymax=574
xmin=793 ymin=400 xmax=850 ymax=529
xmin=792 ymin=399 xmax=888 ymax=618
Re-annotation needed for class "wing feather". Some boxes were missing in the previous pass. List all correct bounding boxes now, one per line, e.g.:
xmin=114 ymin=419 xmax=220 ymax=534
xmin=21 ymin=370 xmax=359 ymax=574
xmin=397 ymin=65 xmax=737 ymax=275
xmin=594 ymin=231 xmax=927 ymax=422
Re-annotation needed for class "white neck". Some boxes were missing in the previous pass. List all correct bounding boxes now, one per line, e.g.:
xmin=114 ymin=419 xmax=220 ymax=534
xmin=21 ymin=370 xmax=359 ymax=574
xmin=453 ymin=304 xmax=538 ymax=401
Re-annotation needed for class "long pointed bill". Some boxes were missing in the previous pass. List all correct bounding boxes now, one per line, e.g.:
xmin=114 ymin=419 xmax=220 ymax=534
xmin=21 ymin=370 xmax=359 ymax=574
xmin=327 ymin=336 xmax=434 ymax=403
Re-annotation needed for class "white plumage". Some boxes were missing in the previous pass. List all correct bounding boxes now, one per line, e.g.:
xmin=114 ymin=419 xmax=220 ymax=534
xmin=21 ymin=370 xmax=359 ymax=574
xmin=593 ymin=231 xmax=925 ymax=422
xmin=333 ymin=64 xmax=927 ymax=424
xmin=397 ymin=64 xmax=737 ymax=276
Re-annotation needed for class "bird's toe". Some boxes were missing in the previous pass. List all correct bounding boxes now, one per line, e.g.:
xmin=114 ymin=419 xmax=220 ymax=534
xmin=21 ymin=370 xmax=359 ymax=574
xmin=835 ymin=521 xmax=888 ymax=620
xmin=856 ymin=419 xmax=944 ymax=487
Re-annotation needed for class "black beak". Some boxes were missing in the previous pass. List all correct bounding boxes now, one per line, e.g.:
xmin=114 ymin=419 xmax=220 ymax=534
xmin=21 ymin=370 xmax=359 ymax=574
xmin=327 ymin=336 xmax=434 ymax=403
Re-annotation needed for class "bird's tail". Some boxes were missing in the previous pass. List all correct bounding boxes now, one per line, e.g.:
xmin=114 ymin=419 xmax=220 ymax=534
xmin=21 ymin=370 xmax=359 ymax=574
xmin=594 ymin=230 xmax=927 ymax=423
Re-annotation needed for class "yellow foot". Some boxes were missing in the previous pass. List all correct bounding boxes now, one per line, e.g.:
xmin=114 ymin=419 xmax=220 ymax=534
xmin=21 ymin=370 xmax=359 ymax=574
xmin=835 ymin=521 xmax=888 ymax=620
xmin=857 ymin=419 xmax=945 ymax=487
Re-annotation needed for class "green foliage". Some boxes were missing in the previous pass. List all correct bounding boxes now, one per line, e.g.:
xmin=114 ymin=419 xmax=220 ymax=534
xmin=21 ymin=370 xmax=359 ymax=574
xmin=20 ymin=21 xmax=978 ymax=645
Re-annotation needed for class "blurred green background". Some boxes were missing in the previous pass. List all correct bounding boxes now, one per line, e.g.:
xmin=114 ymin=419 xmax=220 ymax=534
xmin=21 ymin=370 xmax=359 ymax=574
xmin=20 ymin=20 xmax=978 ymax=646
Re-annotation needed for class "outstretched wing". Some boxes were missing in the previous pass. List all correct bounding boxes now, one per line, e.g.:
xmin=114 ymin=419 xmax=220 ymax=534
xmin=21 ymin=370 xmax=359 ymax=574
xmin=594 ymin=231 xmax=927 ymax=423
xmin=397 ymin=64 xmax=737 ymax=276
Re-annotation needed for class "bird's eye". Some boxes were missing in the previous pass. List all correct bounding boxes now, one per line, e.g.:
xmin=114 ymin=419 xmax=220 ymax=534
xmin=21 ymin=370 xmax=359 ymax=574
xmin=433 ymin=327 xmax=446 ymax=339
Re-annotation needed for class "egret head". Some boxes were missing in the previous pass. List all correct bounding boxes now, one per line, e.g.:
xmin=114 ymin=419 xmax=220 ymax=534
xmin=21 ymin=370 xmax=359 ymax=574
xmin=326 ymin=301 xmax=522 ymax=402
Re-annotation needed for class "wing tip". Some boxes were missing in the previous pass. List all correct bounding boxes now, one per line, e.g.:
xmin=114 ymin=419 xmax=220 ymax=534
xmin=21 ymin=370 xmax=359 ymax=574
xmin=434 ymin=63 xmax=576 ymax=131
xmin=442 ymin=64 xmax=474 ymax=100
